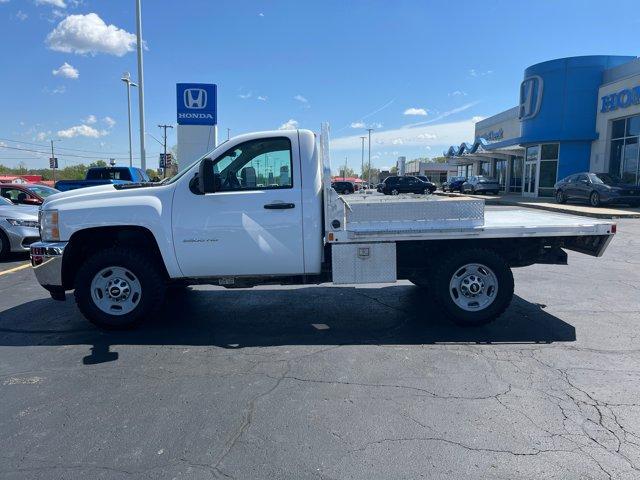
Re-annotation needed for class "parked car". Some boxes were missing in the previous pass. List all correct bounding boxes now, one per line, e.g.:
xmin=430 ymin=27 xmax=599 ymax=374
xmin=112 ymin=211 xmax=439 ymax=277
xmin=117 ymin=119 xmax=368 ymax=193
xmin=555 ymin=172 xmax=640 ymax=207
xmin=54 ymin=166 xmax=150 ymax=192
xmin=413 ymin=175 xmax=438 ymax=193
xmin=0 ymin=196 xmax=40 ymax=259
xmin=442 ymin=176 xmax=467 ymax=192
xmin=462 ymin=176 xmax=500 ymax=195
xmin=380 ymin=176 xmax=434 ymax=195
xmin=331 ymin=181 xmax=355 ymax=194
xmin=0 ymin=183 xmax=59 ymax=206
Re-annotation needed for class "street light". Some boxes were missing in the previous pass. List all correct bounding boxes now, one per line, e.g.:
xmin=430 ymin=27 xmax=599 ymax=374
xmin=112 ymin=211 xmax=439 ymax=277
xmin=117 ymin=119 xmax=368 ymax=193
xmin=366 ymin=128 xmax=374 ymax=187
xmin=121 ymin=72 xmax=138 ymax=167
xmin=49 ymin=139 xmax=61 ymax=183
xmin=360 ymin=136 xmax=366 ymax=187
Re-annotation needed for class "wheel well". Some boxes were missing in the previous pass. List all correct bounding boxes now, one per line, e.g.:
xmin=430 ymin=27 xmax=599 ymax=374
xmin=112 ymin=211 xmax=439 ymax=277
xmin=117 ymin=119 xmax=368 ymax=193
xmin=62 ymin=226 xmax=168 ymax=289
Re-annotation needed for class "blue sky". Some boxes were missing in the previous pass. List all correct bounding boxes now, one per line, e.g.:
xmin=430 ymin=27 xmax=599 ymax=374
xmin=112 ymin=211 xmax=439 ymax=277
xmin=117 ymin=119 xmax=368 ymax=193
xmin=0 ymin=0 xmax=638 ymax=173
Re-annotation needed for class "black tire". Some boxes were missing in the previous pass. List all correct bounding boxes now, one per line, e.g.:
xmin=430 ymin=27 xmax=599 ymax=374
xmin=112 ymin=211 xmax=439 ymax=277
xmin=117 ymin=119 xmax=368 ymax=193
xmin=391 ymin=189 xmax=399 ymax=195
xmin=556 ymin=190 xmax=566 ymax=204
xmin=0 ymin=229 xmax=10 ymax=260
xmin=74 ymin=247 xmax=166 ymax=330
xmin=431 ymin=249 xmax=514 ymax=327
xmin=589 ymin=191 xmax=601 ymax=207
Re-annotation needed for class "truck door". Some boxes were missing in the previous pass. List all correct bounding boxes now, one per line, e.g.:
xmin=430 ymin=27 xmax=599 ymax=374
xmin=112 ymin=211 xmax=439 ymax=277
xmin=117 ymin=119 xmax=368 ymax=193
xmin=171 ymin=135 xmax=305 ymax=277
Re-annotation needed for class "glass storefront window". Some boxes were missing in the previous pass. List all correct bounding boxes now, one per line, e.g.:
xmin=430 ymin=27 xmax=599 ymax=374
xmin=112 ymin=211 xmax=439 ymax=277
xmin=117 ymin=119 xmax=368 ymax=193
xmin=510 ymin=156 xmax=523 ymax=192
xmin=538 ymin=160 xmax=558 ymax=197
xmin=526 ymin=146 xmax=539 ymax=162
xmin=495 ymin=159 xmax=507 ymax=191
xmin=541 ymin=144 xmax=559 ymax=160
xmin=480 ymin=161 xmax=491 ymax=176
xmin=612 ymin=119 xmax=626 ymax=139
xmin=610 ymin=114 xmax=640 ymax=185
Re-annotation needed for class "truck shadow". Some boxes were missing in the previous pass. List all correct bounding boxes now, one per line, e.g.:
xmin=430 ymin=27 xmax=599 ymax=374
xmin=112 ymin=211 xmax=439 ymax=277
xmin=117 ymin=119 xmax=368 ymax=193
xmin=0 ymin=285 xmax=575 ymax=365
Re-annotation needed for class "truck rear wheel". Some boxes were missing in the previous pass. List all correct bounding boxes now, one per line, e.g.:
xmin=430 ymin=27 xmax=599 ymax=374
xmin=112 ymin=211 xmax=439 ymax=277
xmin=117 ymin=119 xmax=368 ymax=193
xmin=74 ymin=247 xmax=166 ymax=330
xmin=432 ymin=249 xmax=513 ymax=327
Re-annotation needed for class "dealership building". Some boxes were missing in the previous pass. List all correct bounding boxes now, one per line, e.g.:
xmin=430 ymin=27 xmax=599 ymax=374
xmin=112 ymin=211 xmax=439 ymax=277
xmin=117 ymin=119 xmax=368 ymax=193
xmin=444 ymin=55 xmax=640 ymax=197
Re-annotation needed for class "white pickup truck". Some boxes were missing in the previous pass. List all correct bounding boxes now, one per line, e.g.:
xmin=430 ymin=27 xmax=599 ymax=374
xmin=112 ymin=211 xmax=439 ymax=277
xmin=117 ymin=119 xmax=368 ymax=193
xmin=30 ymin=127 xmax=615 ymax=329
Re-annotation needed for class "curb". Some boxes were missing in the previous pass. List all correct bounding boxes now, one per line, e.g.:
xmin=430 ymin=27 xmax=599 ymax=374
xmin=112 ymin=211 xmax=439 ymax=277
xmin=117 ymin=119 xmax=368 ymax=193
xmin=434 ymin=192 xmax=640 ymax=219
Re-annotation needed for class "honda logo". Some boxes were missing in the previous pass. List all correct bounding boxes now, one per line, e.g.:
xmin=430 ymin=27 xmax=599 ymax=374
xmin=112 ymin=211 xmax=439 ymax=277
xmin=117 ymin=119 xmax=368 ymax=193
xmin=184 ymin=88 xmax=207 ymax=109
xmin=519 ymin=75 xmax=543 ymax=120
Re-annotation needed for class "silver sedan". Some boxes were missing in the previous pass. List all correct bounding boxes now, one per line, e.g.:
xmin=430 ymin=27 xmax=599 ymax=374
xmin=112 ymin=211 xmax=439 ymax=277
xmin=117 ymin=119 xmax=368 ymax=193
xmin=0 ymin=196 xmax=40 ymax=259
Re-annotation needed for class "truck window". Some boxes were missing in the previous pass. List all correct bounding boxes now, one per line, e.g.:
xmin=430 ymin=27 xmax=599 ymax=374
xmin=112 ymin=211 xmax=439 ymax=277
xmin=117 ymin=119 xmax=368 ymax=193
xmin=86 ymin=168 xmax=133 ymax=181
xmin=210 ymin=137 xmax=293 ymax=191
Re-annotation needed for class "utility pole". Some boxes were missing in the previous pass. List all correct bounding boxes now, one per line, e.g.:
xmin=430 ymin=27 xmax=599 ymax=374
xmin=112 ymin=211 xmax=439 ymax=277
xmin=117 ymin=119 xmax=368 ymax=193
xmin=366 ymin=128 xmax=374 ymax=187
xmin=50 ymin=139 xmax=57 ymax=183
xmin=135 ymin=0 xmax=147 ymax=170
xmin=360 ymin=136 xmax=366 ymax=187
xmin=227 ymin=128 xmax=231 ymax=141
xmin=343 ymin=156 xmax=347 ymax=180
xmin=158 ymin=124 xmax=173 ymax=178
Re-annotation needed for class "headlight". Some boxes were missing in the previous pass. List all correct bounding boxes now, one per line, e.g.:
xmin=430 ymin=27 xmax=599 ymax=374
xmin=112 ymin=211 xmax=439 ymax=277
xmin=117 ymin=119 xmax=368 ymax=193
xmin=40 ymin=209 xmax=60 ymax=241
xmin=6 ymin=218 xmax=39 ymax=228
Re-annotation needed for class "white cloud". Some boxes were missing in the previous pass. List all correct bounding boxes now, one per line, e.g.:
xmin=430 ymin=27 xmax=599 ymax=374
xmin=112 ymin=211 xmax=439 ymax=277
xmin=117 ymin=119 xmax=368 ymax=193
xmin=46 ymin=13 xmax=137 ymax=56
xmin=52 ymin=61 xmax=79 ymax=79
xmin=293 ymin=94 xmax=308 ymax=104
xmin=403 ymin=107 xmax=428 ymax=116
xmin=449 ymin=90 xmax=467 ymax=97
xmin=84 ymin=114 xmax=96 ymax=124
xmin=238 ymin=91 xmax=252 ymax=99
xmin=330 ymin=117 xmax=477 ymax=151
xmin=57 ymin=124 xmax=108 ymax=138
xmin=16 ymin=10 xmax=28 ymax=20
xmin=279 ymin=119 xmax=298 ymax=130
xmin=36 ymin=131 xmax=51 ymax=141
xmin=469 ymin=69 xmax=493 ymax=77
xmin=36 ymin=0 xmax=67 ymax=7
xmin=350 ymin=122 xmax=365 ymax=129
xmin=258 ymin=12 xmax=264 ymax=16
xmin=103 ymin=116 xmax=116 ymax=128
xmin=257 ymin=95 xmax=267 ymax=101
xmin=404 ymin=101 xmax=479 ymax=128
xmin=43 ymin=85 xmax=66 ymax=94
xmin=471 ymin=116 xmax=485 ymax=123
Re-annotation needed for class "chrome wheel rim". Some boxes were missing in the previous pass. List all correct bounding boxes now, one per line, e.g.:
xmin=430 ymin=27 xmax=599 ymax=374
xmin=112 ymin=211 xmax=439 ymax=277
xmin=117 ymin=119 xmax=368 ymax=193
xmin=556 ymin=191 xmax=563 ymax=202
xmin=591 ymin=193 xmax=599 ymax=206
xmin=90 ymin=266 xmax=142 ymax=315
xmin=392 ymin=189 xmax=399 ymax=195
xmin=449 ymin=263 xmax=498 ymax=312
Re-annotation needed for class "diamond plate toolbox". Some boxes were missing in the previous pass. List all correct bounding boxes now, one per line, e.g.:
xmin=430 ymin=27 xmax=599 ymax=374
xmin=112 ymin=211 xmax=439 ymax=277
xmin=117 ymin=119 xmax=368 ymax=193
xmin=343 ymin=196 xmax=484 ymax=232
xmin=331 ymin=243 xmax=396 ymax=284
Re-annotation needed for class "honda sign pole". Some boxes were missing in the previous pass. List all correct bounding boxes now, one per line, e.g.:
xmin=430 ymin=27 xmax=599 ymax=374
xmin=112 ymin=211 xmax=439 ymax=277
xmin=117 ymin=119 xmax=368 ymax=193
xmin=135 ymin=0 xmax=147 ymax=171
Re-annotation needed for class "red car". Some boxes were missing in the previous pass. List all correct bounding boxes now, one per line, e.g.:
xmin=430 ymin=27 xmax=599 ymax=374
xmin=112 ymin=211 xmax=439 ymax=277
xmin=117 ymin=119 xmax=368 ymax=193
xmin=0 ymin=183 xmax=59 ymax=206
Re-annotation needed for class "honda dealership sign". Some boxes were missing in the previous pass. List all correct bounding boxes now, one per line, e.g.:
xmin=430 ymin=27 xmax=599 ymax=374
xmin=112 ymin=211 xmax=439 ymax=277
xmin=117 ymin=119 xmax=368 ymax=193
xmin=176 ymin=83 xmax=217 ymax=125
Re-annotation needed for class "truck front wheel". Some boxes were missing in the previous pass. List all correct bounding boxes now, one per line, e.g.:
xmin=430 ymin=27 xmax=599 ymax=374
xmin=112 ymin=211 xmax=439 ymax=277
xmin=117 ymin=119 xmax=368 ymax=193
xmin=74 ymin=247 xmax=166 ymax=329
xmin=432 ymin=249 xmax=513 ymax=327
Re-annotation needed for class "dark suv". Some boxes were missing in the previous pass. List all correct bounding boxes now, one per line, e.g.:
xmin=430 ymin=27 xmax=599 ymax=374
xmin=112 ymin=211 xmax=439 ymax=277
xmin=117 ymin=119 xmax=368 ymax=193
xmin=442 ymin=176 xmax=467 ymax=193
xmin=380 ymin=176 xmax=435 ymax=195
xmin=331 ymin=181 xmax=355 ymax=194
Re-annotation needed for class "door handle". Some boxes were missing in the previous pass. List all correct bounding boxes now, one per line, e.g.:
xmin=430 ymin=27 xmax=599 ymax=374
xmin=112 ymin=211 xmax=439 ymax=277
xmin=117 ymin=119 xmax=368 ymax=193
xmin=264 ymin=202 xmax=295 ymax=209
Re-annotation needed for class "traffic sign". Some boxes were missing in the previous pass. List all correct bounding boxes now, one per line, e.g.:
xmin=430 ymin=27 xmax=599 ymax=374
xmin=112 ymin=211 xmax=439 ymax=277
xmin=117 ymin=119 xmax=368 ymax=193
xmin=49 ymin=157 xmax=58 ymax=169
xmin=160 ymin=153 xmax=172 ymax=168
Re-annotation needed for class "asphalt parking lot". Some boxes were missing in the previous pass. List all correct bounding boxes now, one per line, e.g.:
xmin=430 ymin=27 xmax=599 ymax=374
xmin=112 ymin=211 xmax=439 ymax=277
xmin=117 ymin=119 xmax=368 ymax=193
xmin=1 ymin=207 xmax=639 ymax=480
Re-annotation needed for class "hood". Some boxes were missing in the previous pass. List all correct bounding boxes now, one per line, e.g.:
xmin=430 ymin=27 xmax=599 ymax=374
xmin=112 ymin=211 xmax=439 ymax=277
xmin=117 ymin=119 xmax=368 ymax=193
xmin=0 ymin=204 xmax=38 ymax=220
xmin=46 ymin=183 xmax=117 ymax=203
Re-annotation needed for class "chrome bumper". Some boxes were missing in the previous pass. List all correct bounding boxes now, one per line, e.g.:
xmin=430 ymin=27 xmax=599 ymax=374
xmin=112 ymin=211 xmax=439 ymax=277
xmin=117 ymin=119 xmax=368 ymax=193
xmin=30 ymin=241 xmax=68 ymax=289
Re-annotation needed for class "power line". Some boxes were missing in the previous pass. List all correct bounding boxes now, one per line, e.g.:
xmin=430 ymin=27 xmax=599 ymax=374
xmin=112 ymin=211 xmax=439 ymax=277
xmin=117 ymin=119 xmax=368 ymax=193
xmin=0 ymin=137 xmax=134 ymax=155
xmin=0 ymin=144 xmax=143 ymax=160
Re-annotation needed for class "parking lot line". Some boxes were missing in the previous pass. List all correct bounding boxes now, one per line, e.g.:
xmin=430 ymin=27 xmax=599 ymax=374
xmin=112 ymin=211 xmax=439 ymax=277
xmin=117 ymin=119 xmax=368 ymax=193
xmin=0 ymin=263 xmax=31 ymax=277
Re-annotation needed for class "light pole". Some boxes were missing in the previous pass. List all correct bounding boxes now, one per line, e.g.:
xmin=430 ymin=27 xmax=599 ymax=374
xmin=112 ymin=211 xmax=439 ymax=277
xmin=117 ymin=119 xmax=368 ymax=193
xmin=227 ymin=128 xmax=231 ymax=141
xmin=135 ymin=0 xmax=147 ymax=170
xmin=121 ymin=72 xmax=138 ymax=167
xmin=360 ymin=136 xmax=366 ymax=187
xmin=366 ymin=128 xmax=374 ymax=187
xmin=158 ymin=124 xmax=173 ymax=178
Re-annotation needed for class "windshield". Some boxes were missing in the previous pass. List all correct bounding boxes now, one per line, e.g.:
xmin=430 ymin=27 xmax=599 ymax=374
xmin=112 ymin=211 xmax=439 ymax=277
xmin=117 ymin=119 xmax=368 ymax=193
xmin=590 ymin=173 xmax=620 ymax=185
xmin=86 ymin=168 xmax=133 ymax=181
xmin=26 ymin=185 xmax=58 ymax=198
xmin=0 ymin=196 xmax=12 ymax=206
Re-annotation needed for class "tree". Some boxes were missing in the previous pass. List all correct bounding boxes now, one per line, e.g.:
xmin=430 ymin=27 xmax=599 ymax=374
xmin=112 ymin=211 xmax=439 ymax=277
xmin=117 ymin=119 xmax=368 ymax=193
xmin=361 ymin=165 xmax=381 ymax=183
xmin=390 ymin=166 xmax=398 ymax=174
xmin=89 ymin=160 xmax=107 ymax=168
xmin=337 ymin=166 xmax=356 ymax=178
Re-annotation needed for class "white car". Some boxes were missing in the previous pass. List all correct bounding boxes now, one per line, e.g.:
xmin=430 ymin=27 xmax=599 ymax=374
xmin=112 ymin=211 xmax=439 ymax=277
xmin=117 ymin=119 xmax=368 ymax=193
xmin=0 ymin=196 xmax=40 ymax=259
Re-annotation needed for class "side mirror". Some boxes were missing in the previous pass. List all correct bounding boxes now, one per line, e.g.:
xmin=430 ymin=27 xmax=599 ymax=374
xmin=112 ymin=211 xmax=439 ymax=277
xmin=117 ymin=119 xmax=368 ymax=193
xmin=198 ymin=158 xmax=215 ymax=194
xmin=22 ymin=198 xmax=40 ymax=205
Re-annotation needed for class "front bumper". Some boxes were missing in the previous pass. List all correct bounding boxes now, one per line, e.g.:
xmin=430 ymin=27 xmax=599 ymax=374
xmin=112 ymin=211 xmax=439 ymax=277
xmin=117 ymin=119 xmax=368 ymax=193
xmin=30 ymin=241 xmax=68 ymax=294
xmin=4 ymin=225 xmax=40 ymax=253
